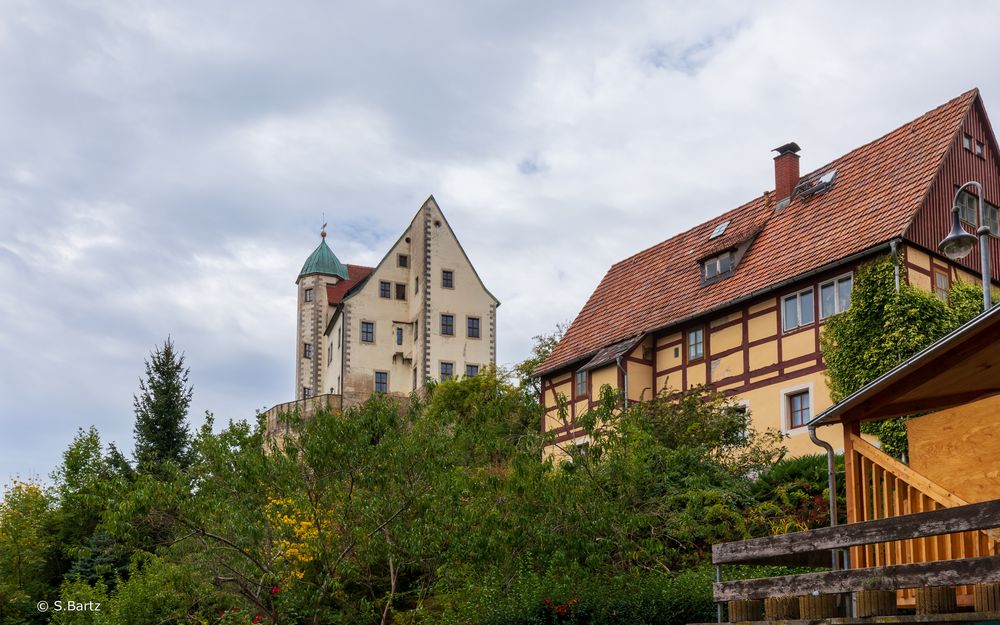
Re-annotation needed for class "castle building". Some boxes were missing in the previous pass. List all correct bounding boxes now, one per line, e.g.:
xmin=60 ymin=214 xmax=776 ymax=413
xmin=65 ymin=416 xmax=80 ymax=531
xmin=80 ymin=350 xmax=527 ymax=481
xmin=295 ymin=195 xmax=498 ymax=406
xmin=534 ymin=89 xmax=1000 ymax=458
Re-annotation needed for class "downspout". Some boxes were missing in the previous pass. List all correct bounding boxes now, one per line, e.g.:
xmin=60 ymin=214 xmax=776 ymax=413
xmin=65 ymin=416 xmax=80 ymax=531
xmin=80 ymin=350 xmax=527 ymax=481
xmin=890 ymin=239 xmax=900 ymax=292
xmin=615 ymin=356 xmax=629 ymax=408
xmin=807 ymin=424 xmax=839 ymax=566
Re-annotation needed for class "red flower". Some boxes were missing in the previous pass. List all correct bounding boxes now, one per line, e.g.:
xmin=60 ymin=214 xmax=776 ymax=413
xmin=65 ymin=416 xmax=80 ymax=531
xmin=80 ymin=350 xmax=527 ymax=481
xmin=270 ymin=586 xmax=281 ymax=595
xmin=253 ymin=616 xmax=263 ymax=624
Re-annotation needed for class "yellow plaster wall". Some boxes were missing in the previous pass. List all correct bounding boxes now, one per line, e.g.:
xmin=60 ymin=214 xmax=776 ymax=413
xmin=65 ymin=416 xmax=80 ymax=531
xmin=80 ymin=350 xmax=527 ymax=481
xmin=781 ymin=330 xmax=816 ymax=361
xmin=748 ymin=341 xmax=778 ymax=370
xmin=736 ymin=369 xmax=839 ymax=456
xmin=711 ymin=311 xmax=742 ymax=328
xmin=626 ymin=362 xmax=653 ymax=402
xmin=711 ymin=323 xmax=743 ymax=353
xmin=710 ymin=351 xmax=743 ymax=383
xmin=656 ymin=342 xmax=683 ymax=373
xmin=686 ymin=364 xmax=706 ymax=387
xmin=907 ymin=246 xmax=931 ymax=271
xmin=909 ymin=268 xmax=932 ymax=291
xmin=748 ymin=311 xmax=777 ymax=342
xmin=590 ymin=365 xmax=618 ymax=402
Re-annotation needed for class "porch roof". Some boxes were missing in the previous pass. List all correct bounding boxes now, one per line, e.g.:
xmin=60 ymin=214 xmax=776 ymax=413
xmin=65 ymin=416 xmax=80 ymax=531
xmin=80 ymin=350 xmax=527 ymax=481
xmin=810 ymin=303 xmax=1000 ymax=426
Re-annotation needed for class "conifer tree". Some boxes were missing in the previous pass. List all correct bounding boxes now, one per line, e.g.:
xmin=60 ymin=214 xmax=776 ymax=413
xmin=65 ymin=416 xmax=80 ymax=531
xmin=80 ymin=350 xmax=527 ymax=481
xmin=133 ymin=337 xmax=193 ymax=472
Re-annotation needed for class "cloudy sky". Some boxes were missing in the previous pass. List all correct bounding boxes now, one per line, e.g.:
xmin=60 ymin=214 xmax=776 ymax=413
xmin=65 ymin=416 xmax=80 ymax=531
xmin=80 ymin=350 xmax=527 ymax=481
xmin=3 ymin=1 xmax=1000 ymax=480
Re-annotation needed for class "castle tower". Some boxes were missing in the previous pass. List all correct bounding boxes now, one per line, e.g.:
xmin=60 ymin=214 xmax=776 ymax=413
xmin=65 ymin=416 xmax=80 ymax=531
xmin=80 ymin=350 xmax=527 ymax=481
xmin=295 ymin=227 xmax=348 ymax=399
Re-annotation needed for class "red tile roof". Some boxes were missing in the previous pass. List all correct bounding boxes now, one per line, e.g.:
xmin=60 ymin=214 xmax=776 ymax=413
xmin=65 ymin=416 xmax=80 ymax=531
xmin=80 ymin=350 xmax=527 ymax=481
xmin=326 ymin=265 xmax=375 ymax=305
xmin=536 ymin=89 xmax=978 ymax=376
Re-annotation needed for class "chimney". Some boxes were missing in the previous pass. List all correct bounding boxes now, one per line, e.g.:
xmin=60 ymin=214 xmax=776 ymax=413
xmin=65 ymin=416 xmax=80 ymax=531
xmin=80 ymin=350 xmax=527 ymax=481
xmin=772 ymin=142 xmax=801 ymax=200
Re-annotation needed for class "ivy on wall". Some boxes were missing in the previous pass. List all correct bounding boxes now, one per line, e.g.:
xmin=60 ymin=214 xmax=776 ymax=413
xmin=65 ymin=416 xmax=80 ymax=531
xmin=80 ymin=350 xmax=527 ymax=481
xmin=820 ymin=254 xmax=985 ymax=459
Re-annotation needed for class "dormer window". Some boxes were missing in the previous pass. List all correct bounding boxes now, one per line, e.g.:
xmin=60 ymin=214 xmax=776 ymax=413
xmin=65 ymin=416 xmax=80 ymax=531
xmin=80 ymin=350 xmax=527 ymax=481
xmin=703 ymin=251 xmax=733 ymax=280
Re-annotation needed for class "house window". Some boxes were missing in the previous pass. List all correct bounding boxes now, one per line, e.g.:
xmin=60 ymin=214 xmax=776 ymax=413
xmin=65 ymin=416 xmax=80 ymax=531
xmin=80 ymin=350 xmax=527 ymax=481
xmin=379 ymin=281 xmax=391 ymax=299
xmin=987 ymin=201 xmax=1000 ymax=236
xmin=396 ymin=327 xmax=403 ymax=345
xmin=976 ymin=141 xmax=985 ymax=157
xmin=575 ymin=370 xmax=588 ymax=397
xmin=963 ymin=134 xmax=973 ymax=151
xmin=442 ymin=269 xmax=454 ymax=288
xmin=304 ymin=288 xmax=314 ymax=302
xmin=819 ymin=275 xmax=852 ymax=319
xmin=303 ymin=387 xmax=312 ymax=399
xmin=783 ymin=288 xmax=815 ymax=331
xmin=703 ymin=251 xmax=733 ymax=280
xmin=958 ymin=188 xmax=979 ymax=226
xmin=414 ymin=277 xmax=419 ymax=294
xmin=467 ymin=316 xmax=480 ymax=338
xmin=687 ymin=328 xmax=704 ymax=361
xmin=398 ymin=254 xmax=409 ymax=268
xmin=327 ymin=343 xmax=333 ymax=364
xmin=440 ymin=361 xmax=454 ymax=381
xmin=361 ymin=321 xmax=375 ymax=343
xmin=395 ymin=283 xmax=406 ymax=300
xmin=788 ymin=390 xmax=811 ymax=429
xmin=303 ymin=343 xmax=313 ymax=359
xmin=934 ymin=270 xmax=949 ymax=301
xmin=466 ymin=364 xmax=479 ymax=377
xmin=374 ymin=371 xmax=388 ymax=393
xmin=441 ymin=314 xmax=455 ymax=336
xmin=413 ymin=319 xmax=418 ymax=341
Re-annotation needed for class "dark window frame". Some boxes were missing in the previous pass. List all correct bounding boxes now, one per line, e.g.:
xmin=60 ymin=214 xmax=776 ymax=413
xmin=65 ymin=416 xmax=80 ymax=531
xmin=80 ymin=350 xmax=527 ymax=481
xmin=374 ymin=371 xmax=389 ymax=393
xmin=397 ymin=254 xmax=409 ymax=268
xmin=788 ymin=390 xmax=811 ymax=429
xmin=361 ymin=321 xmax=375 ymax=343
xmin=467 ymin=316 xmax=481 ymax=339
xmin=440 ymin=361 xmax=454 ymax=381
xmin=466 ymin=364 xmax=479 ymax=377
xmin=574 ymin=370 xmax=588 ymax=397
xmin=303 ymin=343 xmax=313 ymax=359
xmin=441 ymin=269 xmax=455 ymax=289
xmin=304 ymin=288 xmax=314 ymax=302
xmin=379 ymin=281 xmax=391 ymax=299
xmin=440 ymin=313 xmax=455 ymax=336
xmin=395 ymin=283 xmax=407 ymax=300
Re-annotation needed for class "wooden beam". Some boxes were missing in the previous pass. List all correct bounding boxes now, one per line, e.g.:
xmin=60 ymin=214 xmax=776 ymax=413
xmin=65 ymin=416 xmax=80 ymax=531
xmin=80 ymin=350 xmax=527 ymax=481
xmin=869 ymin=390 xmax=1000 ymax=421
xmin=714 ymin=555 xmax=1000 ymax=601
xmin=712 ymin=499 xmax=1000 ymax=565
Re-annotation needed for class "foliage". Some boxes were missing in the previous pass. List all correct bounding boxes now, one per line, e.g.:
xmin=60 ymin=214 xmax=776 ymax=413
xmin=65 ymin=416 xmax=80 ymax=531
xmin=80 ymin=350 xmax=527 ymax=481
xmin=750 ymin=454 xmax=846 ymax=533
xmin=513 ymin=324 xmax=565 ymax=397
xmin=133 ymin=337 xmax=194 ymax=473
xmin=820 ymin=255 xmax=983 ymax=458
xmin=0 ymin=479 xmax=53 ymax=624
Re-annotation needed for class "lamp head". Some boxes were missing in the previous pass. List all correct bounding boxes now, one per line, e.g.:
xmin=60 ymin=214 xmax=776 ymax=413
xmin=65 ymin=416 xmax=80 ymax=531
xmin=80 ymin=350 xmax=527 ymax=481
xmin=938 ymin=208 xmax=978 ymax=260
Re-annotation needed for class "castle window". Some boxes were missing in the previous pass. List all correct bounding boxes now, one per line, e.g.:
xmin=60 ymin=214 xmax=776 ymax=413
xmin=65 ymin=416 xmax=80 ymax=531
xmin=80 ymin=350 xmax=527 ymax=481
xmin=379 ymin=281 xmax=391 ymax=298
xmin=466 ymin=364 xmax=479 ymax=377
xmin=374 ymin=371 xmax=388 ymax=393
xmin=398 ymin=254 xmax=409 ymax=268
xmin=819 ymin=275 xmax=852 ymax=318
xmin=575 ymin=370 xmax=588 ymax=397
xmin=440 ymin=361 xmax=454 ymax=381
xmin=303 ymin=343 xmax=313 ymax=359
xmin=328 ymin=343 xmax=333 ymax=364
xmin=442 ymin=269 xmax=454 ymax=289
xmin=395 ymin=283 xmax=406 ymax=300
xmin=361 ymin=321 xmax=375 ymax=343
xmin=304 ymin=288 xmax=314 ymax=302
xmin=441 ymin=314 xmax=455 ymax=336
xmin=396 ymin=327 xmax=403 ymax=345
xmin=703 ymin=251 xmax=732 ymax=280
xmin=687 ymin=328 xmax=704 ymax=361
xmin=783 ymin=288 xmax=815 ymax=331
xmin=303 ymin=387 xmax=312 ymax=399
xmin=467 ymin=316 xmax=481 ymax=338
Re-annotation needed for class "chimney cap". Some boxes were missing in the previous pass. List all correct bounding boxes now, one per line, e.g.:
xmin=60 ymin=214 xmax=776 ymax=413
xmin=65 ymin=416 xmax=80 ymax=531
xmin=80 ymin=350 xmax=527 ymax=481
xmin=772 ymin=142 xmax=801 ymax=156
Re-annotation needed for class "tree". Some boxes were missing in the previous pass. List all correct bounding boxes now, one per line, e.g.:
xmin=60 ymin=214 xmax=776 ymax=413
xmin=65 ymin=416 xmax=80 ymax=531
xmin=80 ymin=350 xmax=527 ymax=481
xmin=821 ymin=255 xmax=983 ymax=458
xmin=133 ymin=338 xmax=193 ymax=472
xmin=0 ymin=479 xmax=53 ymax=622
xmin=512 ymin=323 xmax=565 ymax=397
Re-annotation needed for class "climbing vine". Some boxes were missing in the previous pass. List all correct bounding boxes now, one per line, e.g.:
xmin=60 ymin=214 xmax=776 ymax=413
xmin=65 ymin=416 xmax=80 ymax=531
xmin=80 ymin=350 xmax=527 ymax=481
xmin=820 ymin=254 xmax=984 ymax=458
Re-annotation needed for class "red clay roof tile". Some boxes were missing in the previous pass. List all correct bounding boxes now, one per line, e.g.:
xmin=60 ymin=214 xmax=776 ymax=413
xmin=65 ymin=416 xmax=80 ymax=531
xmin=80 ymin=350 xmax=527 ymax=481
xmin=326 ymin=265 xmax=375 ymax=305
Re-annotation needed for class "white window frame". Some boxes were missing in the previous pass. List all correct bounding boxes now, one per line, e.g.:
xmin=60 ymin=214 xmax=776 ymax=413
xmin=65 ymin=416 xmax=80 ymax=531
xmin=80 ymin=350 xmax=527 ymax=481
xmin=819 ymin=273 xmax=853 ymax=319
xmin=304 ymin=288 xmax=314 ymax=302
xmin=934 ymin=269 xmax=949 ymax=302
xmin=703 ymin=251 xmax=732 ymax=279
xmin=575 ymin=370 xmax=588 ymax=397
xmin=783 ymin=287 xmax=815 ymax=332
xmin=780 ymin=382 xmax=814 ymax=435
xmin=687 ymin=328 xmax=704 ymax=361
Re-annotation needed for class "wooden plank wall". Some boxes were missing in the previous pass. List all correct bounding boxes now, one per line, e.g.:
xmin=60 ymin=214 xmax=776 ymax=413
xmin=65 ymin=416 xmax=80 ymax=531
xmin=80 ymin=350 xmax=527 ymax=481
xmin=908 ymin=395 xmax=1000 ymax=504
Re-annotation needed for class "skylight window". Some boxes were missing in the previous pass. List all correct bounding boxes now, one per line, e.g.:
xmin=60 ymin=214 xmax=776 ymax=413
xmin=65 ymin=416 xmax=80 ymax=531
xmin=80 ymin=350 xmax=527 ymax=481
xmin=818 ymin=169 xmax=837 ymax=185
xmin=709 ymin=220 xmax=730 ymax=240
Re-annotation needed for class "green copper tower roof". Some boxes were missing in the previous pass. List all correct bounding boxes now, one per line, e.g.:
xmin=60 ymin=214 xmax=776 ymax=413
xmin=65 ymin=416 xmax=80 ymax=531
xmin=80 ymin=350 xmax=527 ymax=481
xmin=298 ymin=230 xmax=349 ymax=281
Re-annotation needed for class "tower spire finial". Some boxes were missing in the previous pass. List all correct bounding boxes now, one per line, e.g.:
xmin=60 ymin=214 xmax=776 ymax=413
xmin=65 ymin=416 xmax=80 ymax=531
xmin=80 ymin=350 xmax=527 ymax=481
xmin=321 ymin=212 xmax=327 ymax=239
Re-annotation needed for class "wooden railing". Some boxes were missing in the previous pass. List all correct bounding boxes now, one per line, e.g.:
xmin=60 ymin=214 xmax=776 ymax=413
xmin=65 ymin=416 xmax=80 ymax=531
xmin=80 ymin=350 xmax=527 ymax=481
xmin=847 ymin=434 xmax=999 ymax=606
xmin=710 ymin=499 xmax=1000 ymax=618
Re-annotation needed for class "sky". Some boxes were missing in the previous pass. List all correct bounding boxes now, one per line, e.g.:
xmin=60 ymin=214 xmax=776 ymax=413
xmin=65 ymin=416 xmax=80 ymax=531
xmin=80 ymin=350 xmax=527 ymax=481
xmin=4 ymin=0 xmax=1000 ymax=480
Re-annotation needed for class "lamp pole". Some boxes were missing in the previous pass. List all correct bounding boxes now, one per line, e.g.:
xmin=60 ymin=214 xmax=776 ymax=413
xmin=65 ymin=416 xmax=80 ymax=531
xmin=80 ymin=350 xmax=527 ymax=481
xmin=938 ymin=181 xmax=993 ymax=310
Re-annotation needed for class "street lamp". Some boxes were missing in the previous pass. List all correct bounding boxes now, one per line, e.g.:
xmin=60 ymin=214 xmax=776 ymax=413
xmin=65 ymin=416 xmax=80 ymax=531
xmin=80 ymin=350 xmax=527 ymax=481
xmin=938 ymin=181 xmax=993 ymax=310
